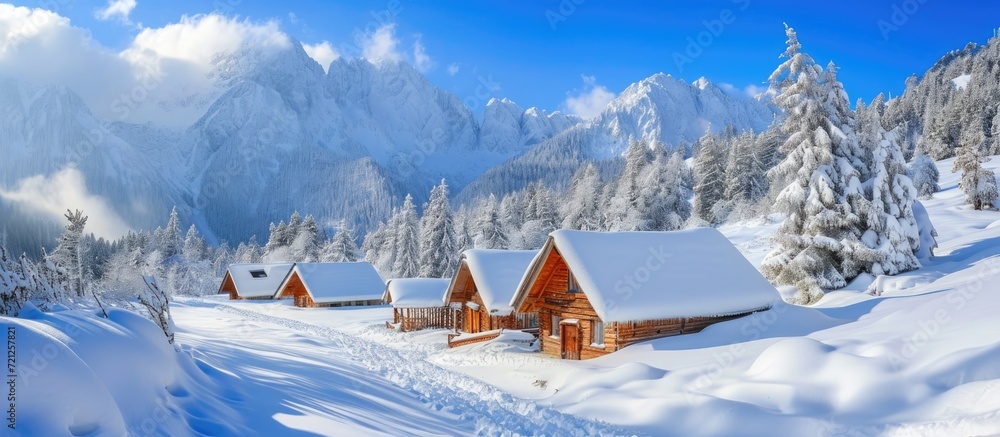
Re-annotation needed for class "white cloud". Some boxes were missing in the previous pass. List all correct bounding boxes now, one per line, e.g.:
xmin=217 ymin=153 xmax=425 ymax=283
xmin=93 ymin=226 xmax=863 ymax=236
xmin=287 ymin=12 xmax=298 ymax=25
xmin=302 ymin=41 xmax=340 ymax=73
xmin=447 ymin=63 xmax=460 ymax=76
xmin=95 ymin=0 xmax=137 ymax=24
xmin=412 ymin=35 xmax=433 ymax=72
xmin=0 ymin=6 xmax=292 ymax=127
xmin=0 ymin=167 xmax=132 ymax=240
xmin=719 ymin=82 xmax=768 ymax=99
xmin=361 ymin=23 xmax=401 ymax=62
xmin=563 ymin=75 xmax=616 ymax=119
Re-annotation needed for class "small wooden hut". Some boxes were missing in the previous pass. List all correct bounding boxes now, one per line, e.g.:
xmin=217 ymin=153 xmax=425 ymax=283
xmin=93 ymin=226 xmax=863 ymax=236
xmin=382 ymin=278 xmax=454 ymax=332
xmin=274 ymin=262 xmax=385 ymax=308
xmin=217 ymin=263 xmax=294 ymax=300
xmin=511 ymin=228 xmax=778 ymax=360
xmin=444 ymin=249 xmax=539 ymax=346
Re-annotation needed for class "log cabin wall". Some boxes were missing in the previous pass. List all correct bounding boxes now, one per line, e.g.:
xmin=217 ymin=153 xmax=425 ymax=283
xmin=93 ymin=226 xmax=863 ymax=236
xmin=278 ymin=273 xmax=316 ymax=308
xmin=534 ymin=259 xmax=615 ymax=359
xmin=219 ymin=273 xmax=239 ymax=300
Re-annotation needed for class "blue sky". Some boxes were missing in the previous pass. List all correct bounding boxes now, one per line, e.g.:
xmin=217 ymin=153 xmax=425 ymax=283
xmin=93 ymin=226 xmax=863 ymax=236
xmin=6 ymin=0 xmax=1000 ymax=116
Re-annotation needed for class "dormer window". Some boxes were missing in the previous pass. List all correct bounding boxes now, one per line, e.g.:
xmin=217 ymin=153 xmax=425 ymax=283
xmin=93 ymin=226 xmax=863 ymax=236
xmin=567 ymin=272 xmax=580 ymax=294
xmin=250 ymin=270 xmax=267 ymax=279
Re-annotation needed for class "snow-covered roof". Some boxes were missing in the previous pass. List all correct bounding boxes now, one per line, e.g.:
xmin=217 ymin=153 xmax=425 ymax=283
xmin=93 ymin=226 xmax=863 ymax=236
xmin=514 ymin=228 xmax=780 ymax=322
xmin=449 ymin=249 xmax=538 ymax=314
xmin=288 ymin=262 xmax=385 ymax=303
xmin=222 ymin=263 xmax=295 ymax=298
xmin=383 ymin=278 xmax=450 ymax=308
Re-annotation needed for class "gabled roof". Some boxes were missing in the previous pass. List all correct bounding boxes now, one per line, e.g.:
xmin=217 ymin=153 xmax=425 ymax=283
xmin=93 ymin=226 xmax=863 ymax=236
xmin=383 ymin=278 xmax=450 ymax=308
xmin=282 ymin=262 xmax=385 ymax=303
xmin=220 ymin=263 xmax=295 ymax=298
xmin=445 ymin=249 xmax=538 ymax=314
xmin=512 ymin=228 xmax=780 ymax=322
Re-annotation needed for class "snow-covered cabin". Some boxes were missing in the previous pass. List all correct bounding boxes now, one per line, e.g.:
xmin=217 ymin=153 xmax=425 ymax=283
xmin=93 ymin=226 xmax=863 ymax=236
xmin=217 ymin=263 xmax=295 ymax=300
xmin=274 ymin=262 xmax=385 ymax=308
xmin=382 ymin=278 xmax=453 ymax=332
xmin=511 ymin=228 xmax=779 ymax=360
xmin=445 ymin=250 xmax=539 ymax=340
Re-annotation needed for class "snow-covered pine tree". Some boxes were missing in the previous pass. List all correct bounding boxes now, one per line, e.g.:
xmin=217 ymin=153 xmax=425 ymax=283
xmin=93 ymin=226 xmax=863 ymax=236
xmin=864 ymin=120 xmax=921 ymax=276
xmin=160 ymin=207 xmax=183 ymax=259
xmin=291 ymin=214 xmax=322 ymax=262
xmin=394 ymin=194 xmax=422 ymax=278
xmin=263 ymin=220 xmax=290 ymax=262
xmin=693 ymin=128 xmax=728 ymax=224
xmin=607 ymin=141 xmax=653 ymax=231
xmin=953 ymin=127 xmax=999 ymax=210
xmin=907 ymin=153 xmax=940 ymax=199
xmin=361 ymin=219 xmax=393 ymax=275
xmin=561 ymin=164 xmax=604 ymax=231
xmin=47 ymin=209 xmax=89 ymax=296
xmin=918 ymin=111 xmax=954 ymax=160
xmin=760 ymin=25 xmax=864 ymax=305
xmin=474 ymin=194 xmax=509 ymax=249
xmin=183 ymin=225 xmax=207 ymax=261
xmin=719 ymin=131 xmax=767 ymax=220
xmin=454 ymin=211 xmax=474 ymax=257
xmin=325 ymin=219 xmax=361 ymax=262
xmin=418 ymin=181 xmax=457 ymax=278
xmin=642 ymin=149 xmax=692 ymax=230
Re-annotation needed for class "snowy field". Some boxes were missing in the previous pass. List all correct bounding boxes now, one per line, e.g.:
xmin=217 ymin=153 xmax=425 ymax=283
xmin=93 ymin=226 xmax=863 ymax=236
xmin=8 ymin=157 xmax=1000 ymax=436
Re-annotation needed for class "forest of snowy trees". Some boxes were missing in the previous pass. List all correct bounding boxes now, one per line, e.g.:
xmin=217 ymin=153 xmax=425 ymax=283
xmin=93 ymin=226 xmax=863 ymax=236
xmin=2 ymin=26 xmax=998 ymax=316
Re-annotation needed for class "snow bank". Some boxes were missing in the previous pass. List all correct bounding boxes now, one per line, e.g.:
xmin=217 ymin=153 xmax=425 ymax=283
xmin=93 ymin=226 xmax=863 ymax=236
xmin=548 ymin=228 xmax=781 ymax=322
xmin=384 ymin=278 xmax=449 ymax=308
xmin=3 ymin=306 xmax=242 ymax=435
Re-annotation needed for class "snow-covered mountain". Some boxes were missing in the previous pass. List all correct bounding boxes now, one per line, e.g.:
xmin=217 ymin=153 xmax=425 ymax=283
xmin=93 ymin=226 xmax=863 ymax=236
xmin=0 ymin=40 xmax=583 ymax=247
xmin=457 ymin=73 xmax=776 ymax=203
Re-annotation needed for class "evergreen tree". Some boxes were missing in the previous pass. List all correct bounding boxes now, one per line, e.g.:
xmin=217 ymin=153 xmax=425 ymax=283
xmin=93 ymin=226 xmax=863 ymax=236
xmin=474 ymin=194 xmax=509 ymax=249
xmin=953 ymin=131 xmax=999 ymax=210
xmin=183 ymin=225 xmax=207 ymax=261
xmin=761 ymin=25 xmax=863 ymax=304
xmin=394 ymin=195 xmax=421 ymax=278
xmin=292 ymin=214 xmax=322 ymax=262
xmin=864 ymin=122 xmax=921 ymax=276
xmin=418 ymin=181 xmax=457 ymax=278
xmin=561 ymin=164 xmax=604 ymax=231
xmin=907 ymin=154 xmax=940 ymax=199
xmin=693 ymin=129 xmax=727 ymax=224
xmin=919 ymin=111 xmax=954 ymax=160
xmin=47 ymin=209 xmax=88 ymax=296
xmin=607 ymin=141 xmax=652 ymax=231
xmin=160 ymin=207 xmax=183 ymax=259
xmin=644 ymin=150 xmax=692 ymax=230
xmin=325 ymin=219 xmax=361 ymax=262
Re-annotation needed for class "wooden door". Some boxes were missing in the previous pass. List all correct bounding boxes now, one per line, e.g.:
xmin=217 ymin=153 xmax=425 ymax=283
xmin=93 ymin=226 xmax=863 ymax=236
xmin=561 ymin=323 xmax=581 ymax=360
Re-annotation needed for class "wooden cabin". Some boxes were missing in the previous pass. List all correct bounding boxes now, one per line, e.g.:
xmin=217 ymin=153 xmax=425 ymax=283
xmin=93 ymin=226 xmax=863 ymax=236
xmin=511 ymin=228 xmax=779 ymax=360
xmin=444 ymin=250 xmax=539 ymax=344
xmin=274 ymin=262 xmax=385 ymax=308
xmin=383 ymin=278 xmax=455 ymax=332
xmin=217 ymin=263 xmax=294 ymax=300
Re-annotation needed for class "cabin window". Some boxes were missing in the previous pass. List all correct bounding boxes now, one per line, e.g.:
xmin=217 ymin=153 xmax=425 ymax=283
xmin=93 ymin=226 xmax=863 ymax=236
xmin=551 ymin=314 xmax=561 ymax=337
xmin=567 ymin=272 xmax=580 ymax=293
xmin=249 ymin=270 xmax=267 ymax=279
xmin=591 ymin=320 xmax=605 ymax=346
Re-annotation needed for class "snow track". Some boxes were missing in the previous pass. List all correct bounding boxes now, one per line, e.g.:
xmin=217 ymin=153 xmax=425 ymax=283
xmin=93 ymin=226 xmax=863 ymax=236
xmin=186 ymin=300 xmax=635 ymax=436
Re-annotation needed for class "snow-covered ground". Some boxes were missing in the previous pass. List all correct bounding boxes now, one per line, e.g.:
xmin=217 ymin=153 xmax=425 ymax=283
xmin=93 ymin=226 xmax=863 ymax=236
xmin=6 ymin=157 xmax=1000 ymax=436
